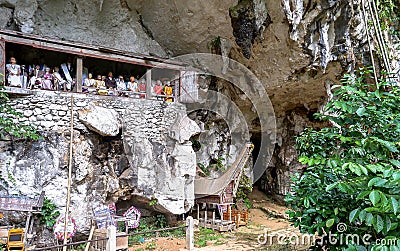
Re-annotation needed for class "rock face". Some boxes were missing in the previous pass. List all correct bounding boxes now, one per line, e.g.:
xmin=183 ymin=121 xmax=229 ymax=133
xmin=121 ymin=101 xmax=199 ymax=214
xmin=78 ymin=104 xmax=121 ymax=136
xmin=132 ymin=0 xmax=237 ymax=55
xmin=229 ymin=0 xmax=271 ymax=58
xmin=0 ymin=0 xmax=166 ymax=56
xmin=0 ymin=0 xmax=398 ymax=210
xmin=0 ymin=91 xmax=199 ymax=238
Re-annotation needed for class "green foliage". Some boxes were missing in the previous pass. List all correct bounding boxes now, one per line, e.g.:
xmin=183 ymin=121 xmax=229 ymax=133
xmin=74 ymin=243 xmax=87 ymax=250
xmin=236 ymin=174 xmax=253 ymax=209
xmin=377 ymin=0 xmax=399 ymax=32
xmin=118 ymin=221 xmax=125 ymax=232
xmin=40 ymin=197 xmax=60 ymax=228
xmin=198 ymin=157 xmax=227 ymax=177
xmin=216 ymin=157 xmax=226 ymax=172
xmin=207 ymin=36 xmax=222 ymax=54
xmin=191 ymin=139 xmax=201 ymax=152
xmin=0 ymin=159 xmax=17 ymax=188
xmin=145 ymin=242 xmax=157 ymax=250
xmin=149 ymin=199 xmax=158 ymax=207
xmin=197 ymin=162 xmax=210 ymax=177
xmin=194 ymin=227 xmax=225 ymax=247
xmin=128 ymin=215 xmax=185 ymax=246
xmin=0 ymin=76 xmax=40 ymax=140
xmin=286 ymin=68 xmax=400 ymax=250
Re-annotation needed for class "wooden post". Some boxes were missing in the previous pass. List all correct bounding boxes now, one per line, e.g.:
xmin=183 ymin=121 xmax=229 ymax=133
xmin=76 ymin=57 xmax=83 ymax=93
xmin=0 ymin=39 xmax=5 ymax=83
xmin=212 ymin=211 xmax=215 ymax=228
xmin=185 ymin=216 xmax=194 ymax=251
xmin=197 ymin=204 xmax=199 ymax=220
xmin=106 ymin=225 xmax=116 ymax=251
xmin=204 ymin=208 xmax=207 ymax=228
xmin=84 ymin=223 xmax=95 ymax=251
xmin=28 ymin=214 xmax=34 ymax=237
xmin=23 ymin=212 xmax=31 ymax=244
xmin=229 ymin=205 xmax=232 ymax=222
xmin=146 ymin=69 xmax=152 ymax=99
xmin=62 ymin=96 xmax=74 ymax=251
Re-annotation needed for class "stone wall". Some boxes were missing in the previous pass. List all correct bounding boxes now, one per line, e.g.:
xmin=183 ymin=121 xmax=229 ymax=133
xmin=0 ymin=90 xmax=200 ymax=237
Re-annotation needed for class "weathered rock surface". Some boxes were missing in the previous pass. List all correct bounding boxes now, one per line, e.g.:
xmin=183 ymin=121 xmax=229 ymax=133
xmin=0 ymin=91 xmax=198 ymax=239
xmin=229 ymin=0 xmax=271 ymax=58
xmin=121 ymin=100 xmax=198 ymax=214
xmin=0 ymin=0 xmax=166 ymax=56
xmin=78 ymin=104 xmax=121 ymax=136
xmin=0 ymin=0 xmax=398 ymax=219
xmin=131 ymin=0 xmax=237 ymax=55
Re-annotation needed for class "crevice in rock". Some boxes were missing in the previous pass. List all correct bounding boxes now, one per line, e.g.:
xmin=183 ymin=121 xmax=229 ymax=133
xmin=229 ymin=0 xmax=272 ymax=59
xmin=137 ymin=11 xmax=155 ymax=41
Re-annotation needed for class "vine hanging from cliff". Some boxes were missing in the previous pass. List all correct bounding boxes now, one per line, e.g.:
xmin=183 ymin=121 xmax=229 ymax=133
xmin=0 ymin=75 xmax=40 ymax=140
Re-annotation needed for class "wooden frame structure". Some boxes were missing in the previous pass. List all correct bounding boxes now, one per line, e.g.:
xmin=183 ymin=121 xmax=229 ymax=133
xmin=194 ymin=144 xmax=254 ymax=231
xmin=195 ymin=144 xmax=254 ymax=205
xmin=0 ymin=191 xmax=45 ymax=244
xmin=0 ymin=29 xmax=199 ymax=103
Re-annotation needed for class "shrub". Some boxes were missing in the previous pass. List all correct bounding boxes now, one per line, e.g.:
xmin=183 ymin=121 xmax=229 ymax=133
xmin=286 ymin=69 xmax=400 ymax=250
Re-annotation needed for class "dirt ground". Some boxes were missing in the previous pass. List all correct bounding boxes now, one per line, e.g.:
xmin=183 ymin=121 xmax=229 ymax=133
xmin=129 ymin=188 xmax=299 ymax=251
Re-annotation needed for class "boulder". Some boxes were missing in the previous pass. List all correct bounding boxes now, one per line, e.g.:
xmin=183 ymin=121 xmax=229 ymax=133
xmin=169 ymin=114 xmax=201 ymax=143
xmin=78 ymin=104 xmax=121 ymax=136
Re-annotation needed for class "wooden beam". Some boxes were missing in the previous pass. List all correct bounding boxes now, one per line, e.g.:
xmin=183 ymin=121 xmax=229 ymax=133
xmin=23 ymin=212 xmax=31 ymax=244
xmin=76 ymin=57 xmax=83 ymax=93
xmin=0 ymin=39 xmax=5 ymax=82
xmin=146 ymin=69 xmax=152 ymax=99
xmin=84 ymin=223 xmax=95 ymax=251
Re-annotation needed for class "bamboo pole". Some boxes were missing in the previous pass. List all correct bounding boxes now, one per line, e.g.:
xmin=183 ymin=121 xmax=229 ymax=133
xmin=63 ymin=95 xmax=74 ymax=251
xmin=84 ymin=223 xmax=95 ymax=251
xmin=369 ymin=0 xmax=392 ymax=75
xmin=361 ymin=0 xmax=379 ymax=88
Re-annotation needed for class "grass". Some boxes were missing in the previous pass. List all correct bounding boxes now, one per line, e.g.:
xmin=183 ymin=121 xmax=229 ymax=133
xmin=128 ymin=215 xmax=185 ymax=246
xmin=145 ymin=242 xmax=157 ymax=250
xmin=194 ymin=227 xmax=226 ymax=247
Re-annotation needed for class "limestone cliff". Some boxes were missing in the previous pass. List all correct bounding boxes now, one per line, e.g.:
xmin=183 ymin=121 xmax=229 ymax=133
xmin=0 ymin=0 xmax=398 ymax=217
xmin=0 ymin=91 xmax=199 ymax=236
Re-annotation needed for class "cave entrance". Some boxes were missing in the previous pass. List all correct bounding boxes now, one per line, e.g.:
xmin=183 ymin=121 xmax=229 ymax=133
xmin=250 ymin=131 xmax=261 ymax=165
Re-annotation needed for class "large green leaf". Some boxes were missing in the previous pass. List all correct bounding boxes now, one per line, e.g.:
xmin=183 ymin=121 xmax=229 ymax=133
xmin=369 ymin=191 xmax=381 ymax=206
xmin=349 ymin=208 xmax=360 ymax=223
xmin=326 ymin=218 xmax=335 ymax=227
xmin=373 ymin=215 xmax=384 ymax=233
xmin=356 ymin=107 xmax=367 ymax=116
xmin=368 ymin=177 xmax=388 ymax=187
xmin=391 ymin=197 xmax=399 ymax=215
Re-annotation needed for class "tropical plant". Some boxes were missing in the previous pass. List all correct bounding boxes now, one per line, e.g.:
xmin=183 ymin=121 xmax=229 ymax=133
xmin=286 ymin=68 xmax=400 ymax=250
xmin=40 ymin=197 xmax=60 ymax=228
xmin=235 ymin=174 xmax=253 ymax=209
